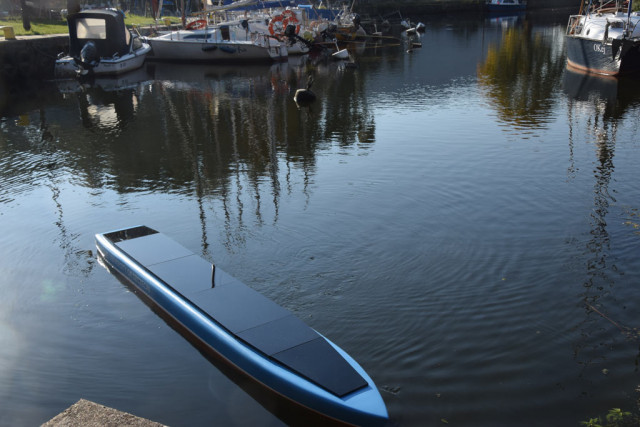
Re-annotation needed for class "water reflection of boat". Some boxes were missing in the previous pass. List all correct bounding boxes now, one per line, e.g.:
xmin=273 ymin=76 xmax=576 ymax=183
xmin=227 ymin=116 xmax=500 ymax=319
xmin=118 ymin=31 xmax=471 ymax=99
xmin=565 ymin=0 xmax=640 ymax=75
xmin=55 ymin=66 xmax=152 ymax=94
xmin=563 ymin=67 xmax=640 ymax=118
xmin=95 ymin=226 xmax=388 ymax=427
xmin=55 ymin=9 xmax=151 ymax=78
xmin=147 ymin=59 xmax=287 ymax=81
xmin=485 ymin=0 xmax=527 ymax=14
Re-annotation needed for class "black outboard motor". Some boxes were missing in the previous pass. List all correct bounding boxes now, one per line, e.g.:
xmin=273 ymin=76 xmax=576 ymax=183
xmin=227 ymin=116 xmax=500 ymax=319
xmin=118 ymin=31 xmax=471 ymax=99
xmin=284 ymin=24 xmax=297 ymax=39
xmin=76 ymin=41 xmax=100 ymax=75
xmin=284 ymin=23 xmax=313 ymax=48
xmin=352 ymin=14 xmax=361 ymax=29
xmin=321 ymin=23 xmax=338 ymax=41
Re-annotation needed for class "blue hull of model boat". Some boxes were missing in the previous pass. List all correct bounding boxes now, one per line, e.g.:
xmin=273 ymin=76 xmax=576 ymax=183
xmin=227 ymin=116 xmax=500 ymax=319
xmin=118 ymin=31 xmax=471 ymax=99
xmin=95 ymin=226 xmax=388 ymax=426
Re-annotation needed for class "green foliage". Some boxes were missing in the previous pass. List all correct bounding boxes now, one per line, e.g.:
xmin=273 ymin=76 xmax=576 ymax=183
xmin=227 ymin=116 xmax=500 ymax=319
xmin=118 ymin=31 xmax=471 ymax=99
xmin=581 ymin=408 xmax=637 ymax=427
xmin=580 ymin=418 xmax=603 ymax=427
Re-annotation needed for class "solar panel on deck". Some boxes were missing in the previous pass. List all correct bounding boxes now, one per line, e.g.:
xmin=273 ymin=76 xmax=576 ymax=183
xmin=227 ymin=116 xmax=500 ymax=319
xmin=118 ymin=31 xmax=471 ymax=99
xmin=146 ymin=255 xmax=213 ymax=296
xmin=273 ymin=337 xmax=368 ymax=397
xmin=237 ymin=314 xmax=319 ymax=355
xmin=188 ymin=285 xmax=290 ymax=334
xmin=116 ymin=232 xmax=193 ymax=266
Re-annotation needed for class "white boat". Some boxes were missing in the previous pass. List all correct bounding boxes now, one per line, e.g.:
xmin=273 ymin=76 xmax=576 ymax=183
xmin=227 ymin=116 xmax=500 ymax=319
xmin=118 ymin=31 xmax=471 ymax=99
xmin=196 ymin=7 xmax=315 ymax=55
xmin=55 ymin=9 xmax=151 ymax=78
xmin=144 ymin=24 xmax=288 ymax=63
xmin=211 ymin=9 xmax=312 ymax=55
xmin=566 ymin=0 xmax=640 ymax=75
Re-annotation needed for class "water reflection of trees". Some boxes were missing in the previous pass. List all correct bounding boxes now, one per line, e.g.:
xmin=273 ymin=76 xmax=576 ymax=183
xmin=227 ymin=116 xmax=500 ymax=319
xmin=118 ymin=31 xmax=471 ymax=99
xmin=1 ymin=58 xmax=377 ymax=250
xmin=477 ymin=23 xmax=567 ymax=133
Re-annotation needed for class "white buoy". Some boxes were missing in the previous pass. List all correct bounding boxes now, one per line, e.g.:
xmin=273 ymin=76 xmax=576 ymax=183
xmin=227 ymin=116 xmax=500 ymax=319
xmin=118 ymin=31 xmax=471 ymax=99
xmin=332 ymin=42 xmax=350 ymax=60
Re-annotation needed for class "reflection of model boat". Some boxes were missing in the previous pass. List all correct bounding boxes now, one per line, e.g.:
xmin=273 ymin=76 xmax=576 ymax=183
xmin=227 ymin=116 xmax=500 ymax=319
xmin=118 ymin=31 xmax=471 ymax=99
xmin=55 ymin=9 xmax=151 ymax=78
xmin=95 ymin=226 xmax=388 ymax=426
xmin=566 ymin=0 xmax=640 ymax=75
xmin=144 ymin=25 xmax=288 ymax=63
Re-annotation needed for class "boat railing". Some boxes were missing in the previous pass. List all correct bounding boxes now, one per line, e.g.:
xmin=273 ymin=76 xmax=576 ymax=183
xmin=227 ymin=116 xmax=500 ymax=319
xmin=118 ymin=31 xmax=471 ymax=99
xmin=567 ymin=15 xmax=584 ymax=36
xmin=587 ymin=0 xmax=625 ymax=16
xmin=626 ymin=19 xmax=640 ymax=38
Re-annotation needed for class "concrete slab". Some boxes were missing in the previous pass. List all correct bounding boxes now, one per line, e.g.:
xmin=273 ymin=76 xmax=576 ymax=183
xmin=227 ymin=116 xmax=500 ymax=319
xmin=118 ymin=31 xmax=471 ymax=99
xmin=41 ymin=399 xmax=168 ymax=427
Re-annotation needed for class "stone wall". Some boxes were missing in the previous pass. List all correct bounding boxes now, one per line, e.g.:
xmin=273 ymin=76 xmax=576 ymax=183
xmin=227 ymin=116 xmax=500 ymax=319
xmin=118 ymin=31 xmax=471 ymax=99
xmin=0 ymin=35 xmax=68 ymax=81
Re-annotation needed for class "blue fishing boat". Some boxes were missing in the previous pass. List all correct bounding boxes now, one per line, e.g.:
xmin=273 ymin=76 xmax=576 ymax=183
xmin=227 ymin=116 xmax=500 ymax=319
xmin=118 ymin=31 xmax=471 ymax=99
xmin=95 ymin=225 xmax=388 ymax=426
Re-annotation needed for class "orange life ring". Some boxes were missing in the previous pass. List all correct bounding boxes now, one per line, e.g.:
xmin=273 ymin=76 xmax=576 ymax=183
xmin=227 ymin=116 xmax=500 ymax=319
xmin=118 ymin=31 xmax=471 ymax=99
xmin=282 ymin=9 xmax=296 ymax=20
xmin=186 ymin=19 xmax=207 ymax=30
xmin=281 ymin=10 xmax=301 ymax=34
xmin=268 ymin=15 xmax=285 ymax=36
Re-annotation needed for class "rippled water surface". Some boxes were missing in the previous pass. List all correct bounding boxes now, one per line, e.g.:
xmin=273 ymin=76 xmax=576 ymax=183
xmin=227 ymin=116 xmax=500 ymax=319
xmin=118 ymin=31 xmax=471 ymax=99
xmin=2 ymin=13 xmax=640 ymax=427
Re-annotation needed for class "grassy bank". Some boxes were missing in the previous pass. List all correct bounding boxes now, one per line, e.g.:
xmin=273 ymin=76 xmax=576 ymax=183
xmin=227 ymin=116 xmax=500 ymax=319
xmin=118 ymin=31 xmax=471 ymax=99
xmin=0 ymin=14 xmax=181 ymax=37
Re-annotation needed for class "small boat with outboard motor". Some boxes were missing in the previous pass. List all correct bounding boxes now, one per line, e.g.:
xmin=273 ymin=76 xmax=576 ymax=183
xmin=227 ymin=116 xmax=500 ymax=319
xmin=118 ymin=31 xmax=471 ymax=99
xmin=95 ymin=225 xmax=388 ymax=426
xmin=566 ymin=0 xmax=640 ymax=75
xmin=55 ymin=9 xmax=151 ymax=78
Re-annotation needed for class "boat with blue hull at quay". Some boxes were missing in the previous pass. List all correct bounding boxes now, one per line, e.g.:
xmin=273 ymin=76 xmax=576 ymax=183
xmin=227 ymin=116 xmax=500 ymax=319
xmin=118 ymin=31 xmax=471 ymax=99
xmin=95 ymin=226 xmax=388 ymax=426
xmin=566 ymin=0 xmax=640 ymax=75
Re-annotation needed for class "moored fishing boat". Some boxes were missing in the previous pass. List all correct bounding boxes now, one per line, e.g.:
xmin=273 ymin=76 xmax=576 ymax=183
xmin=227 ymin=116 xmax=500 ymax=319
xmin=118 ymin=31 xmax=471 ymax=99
xmin=55 ymin=9 xmax=151 ymax=78
xmin=95 ymin=225 xmax=388 ymax=426
xmin=566 ymin=0 xmax=640 ymax=75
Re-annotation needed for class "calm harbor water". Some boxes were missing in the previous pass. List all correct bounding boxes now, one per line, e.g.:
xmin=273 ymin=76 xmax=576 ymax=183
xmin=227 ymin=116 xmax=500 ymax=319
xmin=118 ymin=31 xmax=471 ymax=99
xmin=2 ymin=12 xmax=640 ymax=426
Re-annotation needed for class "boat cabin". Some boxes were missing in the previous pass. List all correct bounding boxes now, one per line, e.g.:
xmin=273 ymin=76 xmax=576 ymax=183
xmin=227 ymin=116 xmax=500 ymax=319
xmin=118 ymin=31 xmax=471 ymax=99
xmin=67 ymin=9 xmax=134 ymax=59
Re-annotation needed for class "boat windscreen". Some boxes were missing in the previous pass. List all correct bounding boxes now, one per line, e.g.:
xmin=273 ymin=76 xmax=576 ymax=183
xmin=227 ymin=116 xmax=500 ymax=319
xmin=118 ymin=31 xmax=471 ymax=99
xmin=76 ymin=18 xmax=107 ymax=39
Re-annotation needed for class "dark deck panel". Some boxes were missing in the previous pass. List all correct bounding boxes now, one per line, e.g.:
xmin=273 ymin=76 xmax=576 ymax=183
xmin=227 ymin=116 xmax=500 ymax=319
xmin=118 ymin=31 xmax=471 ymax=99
xmin=188 ymin=285 xmax=291 ymax=334
xmin=116 ymin=233 xmax=193 ymax=266
xmin=273 ymin=338 xmax=369 ymax=397
xmin=237 ymin=314 xmax=319 ymax=356
xmin=146 ymin=255 xmax=214 ymax=296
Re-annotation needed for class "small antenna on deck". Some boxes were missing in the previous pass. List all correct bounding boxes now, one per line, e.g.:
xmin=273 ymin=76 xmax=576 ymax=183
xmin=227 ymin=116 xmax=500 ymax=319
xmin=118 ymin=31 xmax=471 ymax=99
xmin=211 ymin=264 xmax=216 ymax=288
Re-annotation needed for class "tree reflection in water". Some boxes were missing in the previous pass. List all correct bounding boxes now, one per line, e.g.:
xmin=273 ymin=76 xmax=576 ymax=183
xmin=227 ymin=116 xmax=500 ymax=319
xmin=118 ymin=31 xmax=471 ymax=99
xmin=563 ymin=68 xmax=640 ymax=385
xmin=44 ymin=58 xmax=376 ymax=253
xmin=477 ymin=21 xmax=566 ymax=135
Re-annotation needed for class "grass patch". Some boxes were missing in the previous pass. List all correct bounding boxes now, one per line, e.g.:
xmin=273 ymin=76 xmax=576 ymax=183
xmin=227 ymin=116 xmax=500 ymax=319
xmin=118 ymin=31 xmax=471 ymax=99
xmin=0 ymin=14 xmax=182 ymax=36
